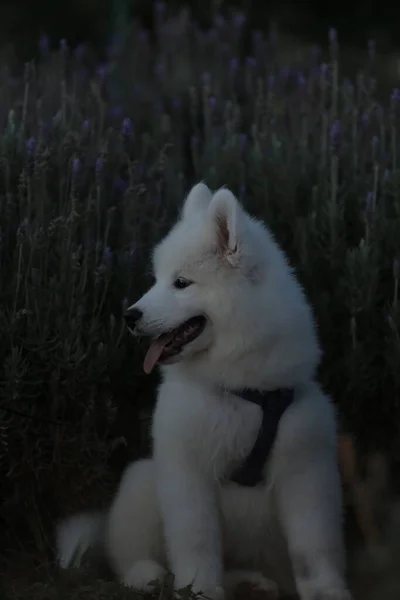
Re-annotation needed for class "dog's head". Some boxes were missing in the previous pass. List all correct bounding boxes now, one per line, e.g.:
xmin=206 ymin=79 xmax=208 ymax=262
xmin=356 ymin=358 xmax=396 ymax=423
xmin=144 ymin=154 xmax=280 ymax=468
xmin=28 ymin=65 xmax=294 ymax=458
xmin=125 ymin=183 xmax=320 ymax=384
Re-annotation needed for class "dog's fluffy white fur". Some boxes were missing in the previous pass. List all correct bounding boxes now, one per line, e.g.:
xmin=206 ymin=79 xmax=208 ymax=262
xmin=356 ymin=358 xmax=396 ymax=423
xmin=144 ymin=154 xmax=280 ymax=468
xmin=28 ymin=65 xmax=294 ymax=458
xmin=57 ymin=184 xmax=351 ymax=599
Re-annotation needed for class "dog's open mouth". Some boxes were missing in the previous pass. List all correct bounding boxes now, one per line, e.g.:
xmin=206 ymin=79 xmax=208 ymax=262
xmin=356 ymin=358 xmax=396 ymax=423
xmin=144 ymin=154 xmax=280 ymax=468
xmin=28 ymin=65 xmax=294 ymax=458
xmin=143 ymin=315 xmax=207 ymax=374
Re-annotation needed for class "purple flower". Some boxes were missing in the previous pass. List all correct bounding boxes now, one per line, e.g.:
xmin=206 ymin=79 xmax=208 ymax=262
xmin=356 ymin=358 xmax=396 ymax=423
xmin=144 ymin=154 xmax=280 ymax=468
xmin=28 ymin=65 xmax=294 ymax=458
xmin=268 ymin=75 xmax=276 ymax=87
xmin=74 ymin=43 xmax=85 ymax=60
xmin=269 ymin=27 xmax=278 ymax=46
xmin=154 ymin=62 xmax=165 ymax=78
xmin=96 ymin=64 xmax=107 ymax=80
xmin=328 ymin=28 xmax=337 ymax=42
xmin=155 ymin=100 xmax=164 ymax=113
xmin=391 ymin=88 xmax=400 ymax=107
xmin=233 ymin=12 xmax=246 ymax=29
xmin=280 ymin=68 xmax=290 ymax=81
xmin=154 ymin=0 xmax=166 ymax=15
xmin=26 ymin=136 xmax=36 ymax=156
xmin=321 ymin=63 xmax=328 ymax=80
xmin=122 ymin=117 xmax=133 ymax=136
xmin=368 ymin=39 xmax=376 ymax=58
xmin=383 ymin=169 xmax=391 ymax=183
xmin=239 ymin=134 xmax=248 ymax=153
xmin=330 ymin=120 xmax=341 ymax=145
xmin=246 ymin=56 xmax=256 ymax=68
xmin=123 ymin=297 xmax=129 ymax=311
xmin=42 ymin=121 xmax=51 ymax=139
xmin=387 ymin=314 xmax=395 ymax=330
xmin=393 ymin=258 xmax=399 ymax=280
xmin=297 ymin=73 xmax=305 ymax=87
xmin=127 ymin=243 xmax=136 ymax=260
xmin=172 ymin=97 xmax=182 ymax=112
xmin=106 ymin=36 xmax=121 ymax=60
xmin=96 ymin=157 xmax=104 ymax=174
xmin=221 ymin=42 xmax=230 ymax=56
xmin=115 ymin=177 xmax=128 ymax=193
xmin=312 ymin=45 xmax=321 ymax=60
xmin=209 ymin=96 xmax=217 ymax=110
xmin=103 ymin=246 xmax=112 ymax=265
xmin=365 ymin=191 xmax=374 ymax=217
xmin=109 ymin=105 xmax=123 ymax=120
xmin=162 ymin=21 xmax=173 ymax=37
xmin=39 ymin=35 xmax=49 ymax=53
xmin=133 ymin=83 xmax=143 ymax=97
xmin=78 ymin=67 xmax=88 ymax=86
xmin=202 ymin=72 xmax=211 ymax=85
xmin=206 ymin=28 xmax=217 ymax=42
xmin=82 ymin=119 xmax=90 ymax=132
xmin=361 ymin=112 xmax=369 ymax=128
xmin=214 ymin=15 xmax=225 ymax=27
xmin=230 ymin=58 xmax=239 ymax=73
xmin=252 ymin=30 xmax=263 ymax=49
xmin=343 ymin=79 xmax=353 ymax=93
xmin=59 ymin=39 xmax=68 ymax=55
xmin=72 ymin=158 xmax=81 ymax=175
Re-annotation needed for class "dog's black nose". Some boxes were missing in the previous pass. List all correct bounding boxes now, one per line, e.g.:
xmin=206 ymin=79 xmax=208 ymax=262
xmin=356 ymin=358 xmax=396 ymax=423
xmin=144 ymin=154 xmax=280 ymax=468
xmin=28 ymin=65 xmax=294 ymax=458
xmin=124 ymin=307 xmax=143 ymax=329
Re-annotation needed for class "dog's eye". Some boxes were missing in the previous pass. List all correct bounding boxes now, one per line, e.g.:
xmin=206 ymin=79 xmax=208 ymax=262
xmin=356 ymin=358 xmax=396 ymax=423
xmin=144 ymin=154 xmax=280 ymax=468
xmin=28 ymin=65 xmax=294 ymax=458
xmin=173 ymin=277 xmax=193 ymax=290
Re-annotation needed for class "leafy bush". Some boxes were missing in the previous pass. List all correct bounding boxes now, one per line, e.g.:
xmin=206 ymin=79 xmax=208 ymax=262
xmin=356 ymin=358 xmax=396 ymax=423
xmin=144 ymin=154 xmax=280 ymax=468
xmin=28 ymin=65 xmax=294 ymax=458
xmin=1 ymin=3 xmax=400 ymax=594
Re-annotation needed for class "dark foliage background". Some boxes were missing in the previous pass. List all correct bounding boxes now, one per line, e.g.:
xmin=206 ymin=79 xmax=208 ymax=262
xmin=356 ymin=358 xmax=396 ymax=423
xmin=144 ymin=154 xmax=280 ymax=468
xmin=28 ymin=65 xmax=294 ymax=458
xmin=4 ymin=1 xmax=400 ymax=60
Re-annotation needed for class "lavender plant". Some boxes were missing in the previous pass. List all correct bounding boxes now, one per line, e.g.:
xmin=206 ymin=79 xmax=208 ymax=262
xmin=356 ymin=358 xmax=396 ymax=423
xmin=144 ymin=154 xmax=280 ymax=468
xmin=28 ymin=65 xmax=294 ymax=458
xmin=1 ymin=4 xmax=400 ymax=596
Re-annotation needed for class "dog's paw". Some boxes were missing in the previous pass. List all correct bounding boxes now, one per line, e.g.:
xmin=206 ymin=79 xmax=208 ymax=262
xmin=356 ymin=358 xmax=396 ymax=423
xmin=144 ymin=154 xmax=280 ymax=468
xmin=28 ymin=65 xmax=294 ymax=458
xmin=175 ymin=584 xmax=225 ymax=600
xmin=304 ymin=590 xmax=352 ymax=600
xmin=245 ymin=573 xmax=278 ymax=594
xmin=122 ymin=559 xmax=167 ymax=592
xmin=224 ymin=570 xmax=278 ymax=599
xmin=198 ymin=585 xmax=225 ymax=600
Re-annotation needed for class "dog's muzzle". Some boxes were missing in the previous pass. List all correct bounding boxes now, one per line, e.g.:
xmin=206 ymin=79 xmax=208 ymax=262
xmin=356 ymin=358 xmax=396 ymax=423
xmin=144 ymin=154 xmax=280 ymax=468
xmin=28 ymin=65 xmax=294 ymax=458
xmin=124 ymin=307 xmax=143 ymax=331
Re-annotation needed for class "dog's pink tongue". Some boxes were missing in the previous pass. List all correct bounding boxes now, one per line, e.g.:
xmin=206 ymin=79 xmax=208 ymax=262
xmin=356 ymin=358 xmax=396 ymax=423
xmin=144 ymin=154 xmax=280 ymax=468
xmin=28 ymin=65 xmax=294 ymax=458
xmin=143 ymin=332 xmax=174 ymax=374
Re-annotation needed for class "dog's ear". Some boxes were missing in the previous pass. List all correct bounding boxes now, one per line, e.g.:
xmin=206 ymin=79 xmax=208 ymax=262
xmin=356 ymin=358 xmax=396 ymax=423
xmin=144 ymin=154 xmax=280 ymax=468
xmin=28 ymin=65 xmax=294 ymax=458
xmin=208 ymin=188 xmax=242 ymax=266
xmin=182 ymin=182 xmax=212 ymax=219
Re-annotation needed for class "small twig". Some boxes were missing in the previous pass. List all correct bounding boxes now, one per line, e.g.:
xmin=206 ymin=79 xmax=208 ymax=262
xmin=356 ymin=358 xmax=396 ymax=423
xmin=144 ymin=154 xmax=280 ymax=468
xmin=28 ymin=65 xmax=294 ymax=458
xmin=338 ymin=434 xmax=385 ymax=546
xmin=0 ymin=403 xmax=63 ymax=426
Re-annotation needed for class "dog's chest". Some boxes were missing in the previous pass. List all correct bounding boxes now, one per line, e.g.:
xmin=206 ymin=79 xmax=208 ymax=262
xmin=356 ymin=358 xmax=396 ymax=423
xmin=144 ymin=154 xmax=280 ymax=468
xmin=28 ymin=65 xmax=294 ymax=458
xmin=202 ymin=397 xmax=263 ymax=475
xmin=153 ymin=383 xmax=262 ymax=478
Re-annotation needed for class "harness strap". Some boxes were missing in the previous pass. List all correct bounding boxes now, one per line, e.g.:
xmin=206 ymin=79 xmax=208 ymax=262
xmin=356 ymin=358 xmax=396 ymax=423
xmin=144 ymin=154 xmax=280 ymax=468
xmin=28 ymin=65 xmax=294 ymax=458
xmin=229 ymin=388 xmax=295 ymax=487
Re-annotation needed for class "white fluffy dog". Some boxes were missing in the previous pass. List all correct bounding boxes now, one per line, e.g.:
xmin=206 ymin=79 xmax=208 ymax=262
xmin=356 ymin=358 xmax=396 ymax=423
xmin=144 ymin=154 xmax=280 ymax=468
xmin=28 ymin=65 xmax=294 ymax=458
xmin=57 ymin=184 xmax=351 ymax=600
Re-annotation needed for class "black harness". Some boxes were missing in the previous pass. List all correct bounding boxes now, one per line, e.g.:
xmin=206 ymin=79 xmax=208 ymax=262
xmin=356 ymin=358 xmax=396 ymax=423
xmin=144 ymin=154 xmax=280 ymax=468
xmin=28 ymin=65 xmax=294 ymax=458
xmin=228 ymin=387 xmax=295 ymax=487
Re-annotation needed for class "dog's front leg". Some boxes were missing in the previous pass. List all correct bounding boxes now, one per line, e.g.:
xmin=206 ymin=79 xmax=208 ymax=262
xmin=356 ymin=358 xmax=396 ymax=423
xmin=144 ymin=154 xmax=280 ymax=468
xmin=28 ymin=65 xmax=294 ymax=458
xmin=276 ymin=448 xmax=351 ymax=600
xmin=154 ymin=453 xmax=224 ymax=600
